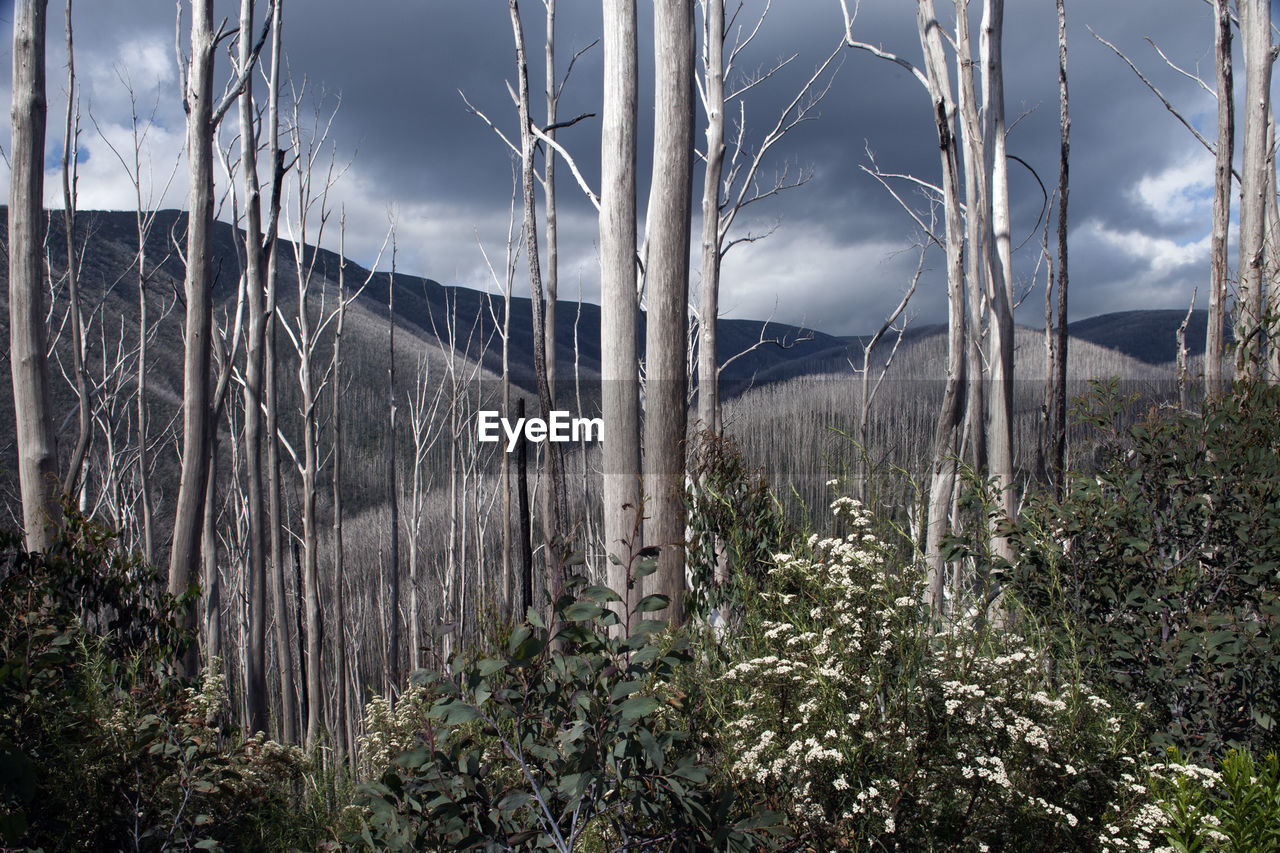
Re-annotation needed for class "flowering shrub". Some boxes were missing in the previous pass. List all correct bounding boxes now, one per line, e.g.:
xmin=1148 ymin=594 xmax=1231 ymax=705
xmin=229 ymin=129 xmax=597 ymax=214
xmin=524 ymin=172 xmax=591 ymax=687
xmin=1095 ymin=747 xmax=1280 ymax=852
xmin=704 ymin=490 xmax=1143 ymax=850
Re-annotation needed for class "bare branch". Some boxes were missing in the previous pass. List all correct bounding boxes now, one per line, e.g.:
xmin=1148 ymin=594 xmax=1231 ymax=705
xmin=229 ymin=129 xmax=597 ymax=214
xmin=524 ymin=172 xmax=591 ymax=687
xmin=530 ymin=122 xmax=600 ymax=210
xmin=1091 ymin=27 xmax=1218 ymax=158
xmin=1146 ymin=36 xmax=1215 ymax=97
xmin=459 ymin=89 xmax=520 ymax=157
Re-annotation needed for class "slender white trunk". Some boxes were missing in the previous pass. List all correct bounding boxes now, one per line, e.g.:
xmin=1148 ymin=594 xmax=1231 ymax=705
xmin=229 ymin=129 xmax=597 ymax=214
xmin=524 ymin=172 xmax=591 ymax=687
xmin=170 ymin=0 xmax=218 ymax=675
xmin=918 ymin=0 xmax=967 ymax=612
xmin=697 ymin=0 xmax=725 ymax=435
xmin=1237 ymin=0 xmax=1271 ymax=378
xmin=643 ymin=0 xmax=695 ymax=624
xmin=600 ymin=0 xmax=642 ymax=615
xmin=1207 ymin=0 xmax=1232 ymax=393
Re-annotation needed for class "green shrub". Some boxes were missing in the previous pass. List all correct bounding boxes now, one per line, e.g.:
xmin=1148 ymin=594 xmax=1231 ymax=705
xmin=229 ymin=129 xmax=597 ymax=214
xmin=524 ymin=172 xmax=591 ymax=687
xmin=0 ymin=513 xmax=329 ymax=851
xmin=354 ymin=553 xmax=782 ymax=852
xmin=699 ymin=489 xmax=1142 ymax=850
xmin=1005 ymin=379 xmax=1280 ymax=757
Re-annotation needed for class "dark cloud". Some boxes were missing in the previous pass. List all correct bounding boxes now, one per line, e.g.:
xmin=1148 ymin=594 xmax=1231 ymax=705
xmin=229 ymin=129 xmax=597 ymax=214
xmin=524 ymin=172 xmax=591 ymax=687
xmin=0 ymin=0 xmax=1249 ymax=335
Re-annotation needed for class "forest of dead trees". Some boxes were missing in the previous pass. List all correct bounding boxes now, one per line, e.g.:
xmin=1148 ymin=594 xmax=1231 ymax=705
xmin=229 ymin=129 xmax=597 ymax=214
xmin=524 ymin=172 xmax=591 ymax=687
xmin=5 ymin=0 xmax=1280 ymax=772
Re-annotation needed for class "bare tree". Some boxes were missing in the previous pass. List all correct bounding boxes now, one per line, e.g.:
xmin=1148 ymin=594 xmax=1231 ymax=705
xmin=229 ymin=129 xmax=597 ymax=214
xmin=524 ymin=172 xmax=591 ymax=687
xmin=9 ymin=0 xmax=60 ymax=552
xmin=1237 ymin=0 xmax=1271 ymax=378
xmin=279 ymin=83 xmax=344 ymax=744
xmin=1203 ymin=0 xmax=1233 ymax=393
xmin=262 ymin=0 xmax=297 ymax=745
xmin=697 ymin=1 xmax=842 ymax=434
xmin=978 ymin=0 xmax=1017 ymax=565
xmin=843 ymin=0 xmax=967 ymax=613
xmin=387 ymin=222 xmax=401 ymax=695
xmin=508 ymin=0 xmax=567 ymax=578
xmin=644 ymin=0 xmax=696 ymax=624
xmin=236 ymin=0 xmax=275 ymax=736
xmin=600 ymin=0 xmax=643 ymax=611
xmin=542 ymin=0 xmax=559 ymax=401
xmin=168 ymin=0 xmax=266 ymax=672
xmin=59 ymin=0 xmax=93 ymax=502
xmin=1050 ymin=0 xmax=1070 ymax=497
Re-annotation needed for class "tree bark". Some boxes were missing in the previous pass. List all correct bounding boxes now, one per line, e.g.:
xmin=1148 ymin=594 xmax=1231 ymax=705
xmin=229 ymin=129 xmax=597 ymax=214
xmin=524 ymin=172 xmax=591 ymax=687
xmin=387 ymin=237 xmax=401 ymax=696
xmin=1206 ymin=0 xmax=1233 ymax=394
xmin=239 ymin=0 xmax=270 ymax=736
xmin=9 ymin=0 xmax=60 ymax=553
xmin=697 ymin=0 xmax=726 ymax=436
xmin=644 ymin=0 xmax=696 ymax=625
xmin=918 ymin=0 xmax=967 ymax=612
xmin=60 ymin=0 xmax=92 ymax=502
xmin=600 ymin=0 xmax=643 ymax=613
xmin=332 ymin=222 xmax=350 ymax=765
xmin=1236 ymin=0 xmax=1271 ymax=379
xmin=170 ymin=0 xmax=218 ymax=674
xmin=509 ymin=0 xmax=567 ymax=584
xmin=1051 ymin=0 xmax=1070 ymax=497
xmin=544 ymin=0 xmax=558 ymax=402
xmin=980 ymin=0 xmax=1016 ymax=564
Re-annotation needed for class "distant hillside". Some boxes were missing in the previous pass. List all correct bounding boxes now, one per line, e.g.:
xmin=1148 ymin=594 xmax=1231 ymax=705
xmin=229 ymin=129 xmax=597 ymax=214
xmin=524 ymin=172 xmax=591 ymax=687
xmin=1067 ymin=309 xmax=1226 ymax=365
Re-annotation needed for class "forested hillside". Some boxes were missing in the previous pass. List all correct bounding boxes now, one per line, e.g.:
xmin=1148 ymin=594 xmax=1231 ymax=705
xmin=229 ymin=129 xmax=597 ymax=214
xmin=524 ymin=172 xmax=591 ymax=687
xmin=4 ymin=0 xmax=1280 ymax=850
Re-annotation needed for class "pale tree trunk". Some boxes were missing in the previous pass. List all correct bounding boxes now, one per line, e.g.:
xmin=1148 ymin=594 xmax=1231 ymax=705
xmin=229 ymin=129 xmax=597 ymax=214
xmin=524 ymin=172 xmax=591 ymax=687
xmin=1051 ymin=0 xmax=1070 ymax=498
xmin=917 ymin=0 xmax=967 ymax=613
xmin=509 ymin=0 xmax=567 ymax=581
xmin=332 ymin=220 xmax=350 ymax=766
xmin=387 ymin=236 xmax=401 ymax=695
xmin=263 ymin=0 xmax=296 ymax=745
xmin=1207 ymin=0 xmax=1232 ymax=394
xmin=697 ymin=0 xmax=725 ymax=436
xmin=238 ymin=0 xmax=270 ymax=736
xmin=60 ymin=0 xmax=92 ymax=502
xmin=296 ymin=194 xmax=323 ymax=749
xmin=9 ymin=0 xmax=60 ymax=552
xmin=955 ymin=0 xmax=987 ymax=481
xmin=543 ymin=0 xmax=558 ymax=401
xmin=1266 ymin=111 xmax=1280 ymax=381
xmin=979 ymin=0 xmax=1016 ymax=564
xmin=644 ymin=0 xmax=695 ymax=625
xmin=170 ymin=0 xmax=218 ymax=672
xmin=1236 ymin=0 xmax=1271 ymax=379
xmin=600 ymin=0 xmax=642 ymax=614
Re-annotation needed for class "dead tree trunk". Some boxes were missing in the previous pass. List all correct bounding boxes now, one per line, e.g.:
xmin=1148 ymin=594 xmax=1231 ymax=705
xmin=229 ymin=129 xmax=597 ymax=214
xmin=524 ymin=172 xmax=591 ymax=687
xmin=169 ymin=0 xmax=219 ymax=671
xmin=1206 ymin=0 xmax=1233 ymax=394
xmin=643 ymin=0 xmax=696 ymax=625
xmin=917 ymin=0 xmax=967 ymax=612
xmin=509 ymin=0 xmax=567 ymax=580
xmin=332 ymin=218 xmax=353 ymax=766
xmin=9 ymin=0 xmax=60 ymax=552
xmin=387 ymin=234 xmax=401 ymax=696
xmin=1236 ymin=0 xmax=1271 ymax=378
xmin=238 ymin=0 xmax=271 ymax=736
xmin=979 ymin=0 xmax=1017 ymax=564
xmin=697 ymin=0 xmax=725 ymax=436
xmin=600 ymin=0 xmax=643 ymax=611
xmin=1051 ymin=0 xmax=1070 ymax=497
xmin=60 ymin=0 xmax=92 ymax=502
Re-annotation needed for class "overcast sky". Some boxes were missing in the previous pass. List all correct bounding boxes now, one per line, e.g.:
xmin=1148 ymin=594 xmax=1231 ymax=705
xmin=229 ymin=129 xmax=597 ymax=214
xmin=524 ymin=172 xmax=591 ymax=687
xmin=0 ymin=1 xmax=1261 ymax=335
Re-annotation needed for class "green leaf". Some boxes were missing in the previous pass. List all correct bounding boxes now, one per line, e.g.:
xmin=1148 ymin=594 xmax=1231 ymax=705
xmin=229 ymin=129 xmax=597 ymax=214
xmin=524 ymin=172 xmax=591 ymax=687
xmin=563 ymin=601 xmax=605 ymax=622
xmin=634 ymin=594 xmax=670 ymax=613
xmin=618 ymin=696 xmax=661 ymax=720
xmin=581 ymin=584 xmax=623 ymax=603
xmin=611 ymin=680 xmax=645 ymax=702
